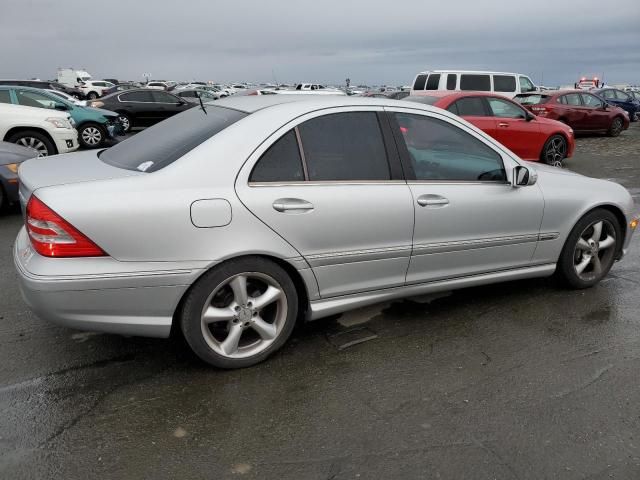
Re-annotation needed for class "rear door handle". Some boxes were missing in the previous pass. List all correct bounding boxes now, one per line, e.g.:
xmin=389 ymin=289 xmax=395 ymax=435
xmin=498 ymin=122 xmax=509 ymax=127
xmin=417 ymin=194 xmax=449 ymax=207
xmin=272 ymin=198 xmax=314 ymax=213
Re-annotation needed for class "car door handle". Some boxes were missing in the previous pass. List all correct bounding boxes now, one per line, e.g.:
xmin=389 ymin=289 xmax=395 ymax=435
xmin=498 ymin=122 xmax=510 ymax=127
xmin=272 ymin=198 xmax=314 ymax=213
xmin=417 ymin=195 xmax=449 ymax=207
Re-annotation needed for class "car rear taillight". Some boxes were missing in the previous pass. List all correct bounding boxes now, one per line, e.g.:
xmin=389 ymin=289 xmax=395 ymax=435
xmin=26 ymin=195 xmax=106 ymax=258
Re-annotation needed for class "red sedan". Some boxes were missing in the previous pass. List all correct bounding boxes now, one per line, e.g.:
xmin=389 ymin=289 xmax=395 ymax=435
xmin=405 ymin=91 xmax=575 ymax=167
xmin=514 ymin=89 xmax=629 ymax=137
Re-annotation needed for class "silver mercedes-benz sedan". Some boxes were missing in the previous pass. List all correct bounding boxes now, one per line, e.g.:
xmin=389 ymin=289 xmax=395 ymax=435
xmin=14 ymin=96 xmax=638 ymax=368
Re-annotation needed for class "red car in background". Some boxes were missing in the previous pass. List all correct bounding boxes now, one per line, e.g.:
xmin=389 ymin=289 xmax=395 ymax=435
xmin=514 ymin=90 xmax=629 ymax=137
xmin=405 ymin=91 xmax=575 ymax=167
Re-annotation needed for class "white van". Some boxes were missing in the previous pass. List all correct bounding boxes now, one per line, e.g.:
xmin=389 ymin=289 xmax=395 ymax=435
xmin=410 ymin=70 xmax=538 ymax=98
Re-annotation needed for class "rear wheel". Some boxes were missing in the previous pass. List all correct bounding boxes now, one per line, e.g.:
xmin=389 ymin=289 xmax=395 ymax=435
xmin=608 ymin=116 xmax=624 ymax=137
xmin=556 ymin=209 xmax=621 ymax=289
xmin=541 ymin=134 xmax=567 ymax=168
xmin=7 ymin=130 xmax=56 ymax=157
xmin=117 ymin=113 xmax=132 ymax=133
xmin=78 ymin=123 xmax=106 ymax=148
xmin=180 ymin=257 xmax=298 ymax=368
xmin=87 ymin=91 xmax=99 ymax=100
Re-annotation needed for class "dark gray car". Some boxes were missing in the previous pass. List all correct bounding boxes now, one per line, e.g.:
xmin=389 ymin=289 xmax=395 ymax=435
xmin=0 ymin=141 xmax=36 ymax=210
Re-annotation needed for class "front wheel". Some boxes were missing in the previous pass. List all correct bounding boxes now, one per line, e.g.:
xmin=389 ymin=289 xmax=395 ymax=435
xmin=608 ymin=117 xmax=624 ymax=137
xmin=180 ymin=257 xmax=299 ymax=368
xmin=78 ymin=123 xmax=106 ymax=148
xmin=541 ymin=134 xmax=567 ymax=168
xmin=556 ymin=209 xmax=621 ymax=289
xmin=7 ymin=130 xmax=56 ymax=157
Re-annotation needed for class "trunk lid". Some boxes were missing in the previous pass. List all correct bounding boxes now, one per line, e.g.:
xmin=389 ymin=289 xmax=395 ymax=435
xmin=18 ymin=149 xmax=142 ymax=210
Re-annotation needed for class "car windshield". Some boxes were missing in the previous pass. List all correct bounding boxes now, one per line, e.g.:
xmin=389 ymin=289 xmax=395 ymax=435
xmin=514 ymin=94 xmax=550 ymax=105
xmin=403 ymin=96 xmax=441 ymax=105
xmin=100 ymin=105 xmax=247 ymax=172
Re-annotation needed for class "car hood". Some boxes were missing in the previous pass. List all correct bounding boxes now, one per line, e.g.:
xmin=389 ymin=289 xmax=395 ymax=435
xmin=0 ymin=141 xmax=38 ymax=165
xmin=531 ymin=163 xmax=582 ymax=177
xmin=80 ymin=106 xmax=119 ymax=118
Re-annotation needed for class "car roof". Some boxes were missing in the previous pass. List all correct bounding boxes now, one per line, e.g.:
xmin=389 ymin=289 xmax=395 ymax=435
xmin=416 ymin=70 xmax=522 ymax=76
xmin=213 ymin=94 xmax=439 ymax=114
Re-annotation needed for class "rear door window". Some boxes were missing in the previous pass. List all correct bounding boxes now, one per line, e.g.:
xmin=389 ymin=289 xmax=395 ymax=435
xmin=0 ymin=90 xmax=11 ymax=104
xmin=601 ymin=90 xmax=616 ymax=100
xmin=120 ymin=91 xmax=153 ymax=102
xmin=151 ymin=91 xmax=179 ymax=103
xmin=425 ymin=74 xmax=441 ymax=90
xmin=563 ymin=94 xmax=582 ymax=106
xmin=460 ymin=75 xmax=490 ymax=91
xmin=297 ymin=112 xmax=390 ymax=181
xmin=493 ymin=75 xmax=516 ymax=92
xmin=451 ymin=97 xmax=487 ymax=116
xmin=413 ymin=74 xmax=427 ymax=91
xmin=250 ymin=130 xmax=304 ymax=182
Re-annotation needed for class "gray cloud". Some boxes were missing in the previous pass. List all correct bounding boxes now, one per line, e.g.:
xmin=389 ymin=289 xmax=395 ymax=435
xmin=1 ymin=0 xmax=639 ymax=86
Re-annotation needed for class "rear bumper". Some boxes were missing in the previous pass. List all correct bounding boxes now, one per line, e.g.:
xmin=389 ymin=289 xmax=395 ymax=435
xmin=14 ymin=227 xmax=204 ymax=338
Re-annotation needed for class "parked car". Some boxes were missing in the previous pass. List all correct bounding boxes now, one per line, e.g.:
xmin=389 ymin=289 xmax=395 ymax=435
xmin=0 ymin=101 xmax=78 ymax=156
xmin=145 ymin=81 xmax=175 ymax=91
xmin=115 ymin=82 xmax=141 ymax=91
xmin=593 ymin=88 xmax=640 ymax=122
xmin=405 ymin=92 xmax=574 ymax=167
xmin=515 ymin=90 xmax=630 ymax=137
xmin=0 ymin=86 xmax=123 ymax=148
xmin=0 ymin=79 xmax=84 ymax=99
xmin=174 ymin=89 xmax=222 ymax=102
xmin=80 ymin=81 xmax=117 ymax=100
xmin=14 ymin=96 xmax=637 ymax=368
xmin=45 ymin=89 xmax=87 ymax=106
xmin=411 ymin=70 xmax=538 ymax=98
xmin=89 ymin=89 xmax=194 ymax=132
xmin=0 ymin=141 xmax=36 ymax=211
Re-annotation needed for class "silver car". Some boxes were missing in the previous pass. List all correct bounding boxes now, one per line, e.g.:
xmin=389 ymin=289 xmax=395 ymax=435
xmin=14 ymin=96 xmax=638 ymax=368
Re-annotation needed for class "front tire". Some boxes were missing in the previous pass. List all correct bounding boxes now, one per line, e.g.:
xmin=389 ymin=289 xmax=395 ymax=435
xmin=556 ymin=209 xmax=621 ymax=289
xmin=180 ymin=257 xmax=299 ymax=369
xmin=78 ymin=123 xmax=106 ymax=148
xmin=608 ymin=116 xmax=624 ymax=137
xmin=7 ymin=130 xmax=56 ymax=157
xmin=541 ymin=134 xmax=567 ymax=168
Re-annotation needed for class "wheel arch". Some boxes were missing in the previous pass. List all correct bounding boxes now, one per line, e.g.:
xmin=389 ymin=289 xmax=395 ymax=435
xmin=3 ymin=127 xmax=57 ymax=154
xmin=170 ymin=253 xmax=313 ymax=337
xmin=565 ymin=204 xmax=627 ymax=260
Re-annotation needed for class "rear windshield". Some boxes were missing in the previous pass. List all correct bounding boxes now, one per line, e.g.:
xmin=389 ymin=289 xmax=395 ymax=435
xmin=514 ymin=94 xmax=550 ymax=105
xmin=100 ymin=106 xmax=247 ymax=172
xmin=403 ymin=95 xmax=440 ymax=105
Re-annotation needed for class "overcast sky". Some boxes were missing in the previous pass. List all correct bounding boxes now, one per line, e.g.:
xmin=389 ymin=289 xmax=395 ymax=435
xmin=2 ymin=0 xmax=639 ymax=87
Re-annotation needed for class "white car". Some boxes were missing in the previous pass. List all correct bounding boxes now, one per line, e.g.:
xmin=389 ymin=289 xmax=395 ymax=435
xmin=145 ymin=81 xmax=176 ymax=91
xmin=0 ymin=103 xmax=79 ymax=157
xmin=80 ymin=81 xmax=116 ymax=100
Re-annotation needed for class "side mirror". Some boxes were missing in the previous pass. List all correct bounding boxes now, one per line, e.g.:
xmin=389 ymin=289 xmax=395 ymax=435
xmin=513 ymin=165 xmax=537 ymax=187
xmin=54 ymin=102 xmax=69 ymax=111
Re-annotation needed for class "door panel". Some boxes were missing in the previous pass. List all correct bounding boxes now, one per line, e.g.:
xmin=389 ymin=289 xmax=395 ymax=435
xmin=406 ymin=183 xmax=544 ymax=284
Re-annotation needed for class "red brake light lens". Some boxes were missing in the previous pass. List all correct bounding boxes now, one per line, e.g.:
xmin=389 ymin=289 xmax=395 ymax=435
xmin=26 ymin=195 xmax=106 ymax=258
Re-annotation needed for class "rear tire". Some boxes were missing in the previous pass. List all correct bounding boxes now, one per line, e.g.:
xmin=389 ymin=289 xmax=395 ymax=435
xmin=541 ymin=134 xmax=567 ymax=168
xmin=607 ymin=116 xmax=624 ymax=137
xmin=556 ymin=209 xmax=621 ymax=289
xmin=87 ymin=91 xmax=99 ymax=100
xmin=116 ymin=113 xmax=132 ymax=133
xmin=7 ymin=130 xmax=56 ymax=157
xmin=180 ymin=257 xmax=299 ymax=369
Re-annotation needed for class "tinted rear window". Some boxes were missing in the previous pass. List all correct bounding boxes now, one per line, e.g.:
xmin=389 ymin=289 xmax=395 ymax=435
xmin=460 ymin=75 xmax=491 ymax=91
xmin=514 ymin=94 xmax=550 ymax=105
xmin=100 ymin=106 xmax=247 ymax=172
xmin=446 ymin=74 xmax=457 ymax=90
xmin=413 ymin=74 xmax=427 ymax=91
xmin=453 ymin=97 xmax=487 ymax=116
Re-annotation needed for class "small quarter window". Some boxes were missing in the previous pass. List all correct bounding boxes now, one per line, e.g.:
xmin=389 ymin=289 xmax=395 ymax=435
xmin=446 ymin=74 xmax=457 ymax=90
xmin=250 ymin=130 xmax=304 ymax=182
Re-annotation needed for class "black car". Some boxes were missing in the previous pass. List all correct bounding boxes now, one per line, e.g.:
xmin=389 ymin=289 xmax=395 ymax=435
xmin=89 ymin=89 xmax=194 ymax=132
xmin=0 ymin=141 xmax=36 ymax=211
xmin=0 ymin=79 xmax=85 ymax=99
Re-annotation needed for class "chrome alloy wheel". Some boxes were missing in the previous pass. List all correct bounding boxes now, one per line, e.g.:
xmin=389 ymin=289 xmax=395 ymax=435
xmin=200 ymin=272 xmax=287 ymax=359
xmin=16 ymin=137 xmax=48 ymax=156
xmin=573 ymin=219 xmax=616 ymax=281
xmin=118 ymin=115 xmax=130 ymax=132
xmin=81 ymin=126 xmax=102 ymax=146
xmin=544 ymin=136 xmax=566 ymax=168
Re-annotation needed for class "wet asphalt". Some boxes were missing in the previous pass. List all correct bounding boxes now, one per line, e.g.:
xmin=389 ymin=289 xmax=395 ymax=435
xmin=1 ymin=125 xmax=640 ymax=480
